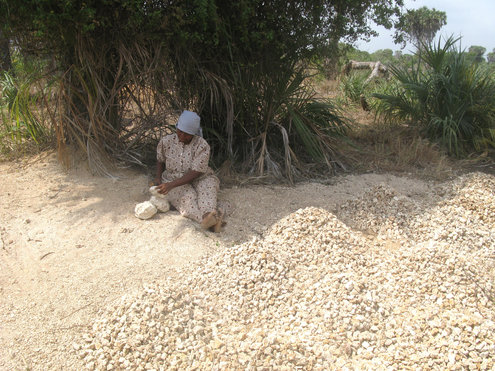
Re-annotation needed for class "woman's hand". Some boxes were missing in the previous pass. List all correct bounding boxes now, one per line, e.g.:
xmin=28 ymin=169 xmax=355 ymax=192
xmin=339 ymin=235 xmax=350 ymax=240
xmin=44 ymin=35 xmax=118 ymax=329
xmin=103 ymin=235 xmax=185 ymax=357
xmin=155 ymin=170 xmax=202 ymax=195
xmin=156 ymin=182 xmax=174 ymax=195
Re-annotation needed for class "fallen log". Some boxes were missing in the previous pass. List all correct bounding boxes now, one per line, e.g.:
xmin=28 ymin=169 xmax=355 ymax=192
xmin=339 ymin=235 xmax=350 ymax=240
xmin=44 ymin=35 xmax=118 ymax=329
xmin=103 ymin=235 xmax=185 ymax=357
xmin=342 ymin=60 xmax=388 ymax=83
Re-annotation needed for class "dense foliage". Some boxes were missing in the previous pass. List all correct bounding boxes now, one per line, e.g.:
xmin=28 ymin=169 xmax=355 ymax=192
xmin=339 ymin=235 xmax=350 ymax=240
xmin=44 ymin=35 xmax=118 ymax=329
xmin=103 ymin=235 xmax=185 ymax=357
xmin=394 ymin=6 xmax=446 ymax=47
xmin=373 ymin=37 xmax=495 ymax=156
xmin=0 ymin=49 xmax=57 ymax=157
xmin=466 ymin=46 xmax=486 ymax=64
xmin=1 ymin=0 xmax=405 ymax=178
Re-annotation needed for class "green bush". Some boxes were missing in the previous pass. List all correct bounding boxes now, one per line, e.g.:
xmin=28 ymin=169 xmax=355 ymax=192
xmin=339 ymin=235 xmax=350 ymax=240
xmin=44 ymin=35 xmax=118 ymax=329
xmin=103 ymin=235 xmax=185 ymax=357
xmin=339 ymin=72 xmax=369 ymax=104
xmin=0 ymin=53 xmax=57 ymax=156
xmin=1 ymin=70 xmax=45 ymax=143
xmin=220 ymin=65 xmax=351 ymax=181
xmin=373 ymin=37 xmax=495 ymax=156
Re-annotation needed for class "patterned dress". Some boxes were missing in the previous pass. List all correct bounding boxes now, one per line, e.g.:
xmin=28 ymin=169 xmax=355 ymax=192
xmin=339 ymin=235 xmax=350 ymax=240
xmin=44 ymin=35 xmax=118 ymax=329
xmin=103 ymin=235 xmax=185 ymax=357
xmin=157 ymin=134 xmax=219 ymax=223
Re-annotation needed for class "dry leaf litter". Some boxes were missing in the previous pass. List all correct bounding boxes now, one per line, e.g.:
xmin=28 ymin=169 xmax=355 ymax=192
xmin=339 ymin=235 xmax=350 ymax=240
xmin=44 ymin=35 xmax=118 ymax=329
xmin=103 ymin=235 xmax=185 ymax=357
xmin=76 ymin=172 xmax=495 ymax=370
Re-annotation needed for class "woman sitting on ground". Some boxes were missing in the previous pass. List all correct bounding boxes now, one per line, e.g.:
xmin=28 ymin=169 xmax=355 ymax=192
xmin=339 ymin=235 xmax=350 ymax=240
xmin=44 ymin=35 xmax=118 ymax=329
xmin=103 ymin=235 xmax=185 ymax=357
xmin=154 ymin=110 xmax=223 ymax=232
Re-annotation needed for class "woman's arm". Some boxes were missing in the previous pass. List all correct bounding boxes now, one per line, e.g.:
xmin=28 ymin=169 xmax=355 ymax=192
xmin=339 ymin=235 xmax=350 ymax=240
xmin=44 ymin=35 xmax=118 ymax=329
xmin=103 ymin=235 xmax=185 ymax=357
xmin=154 ymin=161 xmax=165 ymax=186
xmin=156 ymin=170 xmax=203 ymax=195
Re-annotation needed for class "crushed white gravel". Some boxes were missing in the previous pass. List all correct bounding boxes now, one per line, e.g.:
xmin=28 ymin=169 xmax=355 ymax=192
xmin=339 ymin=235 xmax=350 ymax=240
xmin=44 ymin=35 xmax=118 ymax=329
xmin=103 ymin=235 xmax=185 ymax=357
xmin=77 ymin=172 xmax=495 ymax=370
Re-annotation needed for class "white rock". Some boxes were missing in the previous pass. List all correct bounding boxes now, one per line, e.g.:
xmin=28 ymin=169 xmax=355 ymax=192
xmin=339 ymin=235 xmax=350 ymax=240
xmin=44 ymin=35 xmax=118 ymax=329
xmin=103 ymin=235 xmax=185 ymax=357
xmin=149 ymin=186 xmax=166 ymax=198
xmin=82 ymin=174 xmax=495 ymax=370
xmin=149 ymin=196 xmax=170 ymax=213
xmin=134 ymin=201 xmax=157 ymax=220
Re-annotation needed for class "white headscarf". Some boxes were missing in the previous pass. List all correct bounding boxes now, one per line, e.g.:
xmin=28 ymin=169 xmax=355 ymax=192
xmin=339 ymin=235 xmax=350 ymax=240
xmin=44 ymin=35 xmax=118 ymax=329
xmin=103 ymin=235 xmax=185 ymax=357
xmin=176 ymin=110 xmax=203 ymax=137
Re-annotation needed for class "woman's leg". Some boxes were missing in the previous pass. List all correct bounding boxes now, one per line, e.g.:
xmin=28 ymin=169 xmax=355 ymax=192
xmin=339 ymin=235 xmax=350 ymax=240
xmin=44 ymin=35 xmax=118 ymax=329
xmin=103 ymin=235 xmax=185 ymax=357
xmin=166 ymin=184 xmax=202 ymax=223
xmin=193 ymin=175 xmax=220 ymax=218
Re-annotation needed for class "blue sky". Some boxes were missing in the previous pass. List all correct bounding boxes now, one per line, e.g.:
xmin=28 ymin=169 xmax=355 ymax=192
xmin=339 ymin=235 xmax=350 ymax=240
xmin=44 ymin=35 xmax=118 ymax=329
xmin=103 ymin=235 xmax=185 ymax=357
xmin=355 ymin=0 xmax=495 ymax=55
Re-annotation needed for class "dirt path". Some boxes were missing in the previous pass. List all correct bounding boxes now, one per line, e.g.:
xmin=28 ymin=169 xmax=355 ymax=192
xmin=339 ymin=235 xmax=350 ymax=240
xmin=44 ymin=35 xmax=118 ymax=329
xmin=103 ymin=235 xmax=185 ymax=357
xmin=0 ymin=151 xmax=443 ymax=369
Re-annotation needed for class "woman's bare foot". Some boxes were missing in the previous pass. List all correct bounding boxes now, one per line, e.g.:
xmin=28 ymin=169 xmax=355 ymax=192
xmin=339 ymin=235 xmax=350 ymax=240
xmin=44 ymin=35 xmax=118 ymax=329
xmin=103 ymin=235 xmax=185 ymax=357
xmin=212 ymin=210 xmax=224 ymax=233
xmin=200 ymin=211 xmax=217 ymax=230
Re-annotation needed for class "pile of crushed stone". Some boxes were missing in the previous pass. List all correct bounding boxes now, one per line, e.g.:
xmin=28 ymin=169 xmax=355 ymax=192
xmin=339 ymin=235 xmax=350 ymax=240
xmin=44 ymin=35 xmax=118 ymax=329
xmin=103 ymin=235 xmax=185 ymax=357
xmin=76 ymin=172 xmax=495 ymax=370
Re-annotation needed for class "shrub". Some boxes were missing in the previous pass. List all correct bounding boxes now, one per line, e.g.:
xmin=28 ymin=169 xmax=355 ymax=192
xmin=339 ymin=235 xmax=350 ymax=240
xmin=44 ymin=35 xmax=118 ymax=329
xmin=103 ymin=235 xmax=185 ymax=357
xmin=0 ymin=55 xmax=56 ymax=154
xmin=339 ymin=72 xmax=369 ymax=104
xmin=373 ymin=36 xmax=495 ymax=156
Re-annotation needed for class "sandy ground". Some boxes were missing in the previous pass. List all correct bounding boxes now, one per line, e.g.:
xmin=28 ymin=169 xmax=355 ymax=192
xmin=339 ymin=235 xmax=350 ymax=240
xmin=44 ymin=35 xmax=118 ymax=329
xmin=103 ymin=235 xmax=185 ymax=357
xmin=0 ymin=151 xmax=454 ymax=370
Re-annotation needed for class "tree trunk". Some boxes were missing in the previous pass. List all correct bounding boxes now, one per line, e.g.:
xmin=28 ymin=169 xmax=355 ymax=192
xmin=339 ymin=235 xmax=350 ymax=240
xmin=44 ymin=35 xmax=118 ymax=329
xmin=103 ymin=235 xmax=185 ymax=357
xmin=0 ymin=29 xmax=12 ymax=72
